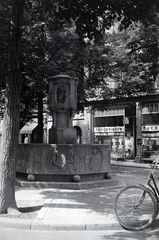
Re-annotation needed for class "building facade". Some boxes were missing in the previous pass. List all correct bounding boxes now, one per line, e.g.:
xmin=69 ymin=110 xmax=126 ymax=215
xmin=73 ymin=93 xmax=159 ymax=163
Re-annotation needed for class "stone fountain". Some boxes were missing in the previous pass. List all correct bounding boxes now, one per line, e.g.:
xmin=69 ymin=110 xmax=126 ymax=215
xmin=16 ymin=74 xmax=111 ymax=189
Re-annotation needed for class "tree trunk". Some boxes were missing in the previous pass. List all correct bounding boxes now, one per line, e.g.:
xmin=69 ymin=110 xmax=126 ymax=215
xmin=0 ymin=0 xmax=25 ymax=214
xmin=37 ymin=91 xmax=43 ymax=143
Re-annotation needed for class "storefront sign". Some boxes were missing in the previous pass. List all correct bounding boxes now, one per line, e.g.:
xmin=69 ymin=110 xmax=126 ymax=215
xmin=94 ymin=126 xmax=124 ymax=132
xmin=142 ymin=125 xmax=159 ymax=132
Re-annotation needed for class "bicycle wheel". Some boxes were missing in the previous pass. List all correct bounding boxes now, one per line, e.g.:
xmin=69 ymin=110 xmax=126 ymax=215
xmin=115 ymin=185 xmax=157 ymax=231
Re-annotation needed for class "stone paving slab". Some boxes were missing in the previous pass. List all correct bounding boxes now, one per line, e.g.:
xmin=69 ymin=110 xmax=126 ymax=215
xmin=30 ymin=180 xmax=125 ymax=231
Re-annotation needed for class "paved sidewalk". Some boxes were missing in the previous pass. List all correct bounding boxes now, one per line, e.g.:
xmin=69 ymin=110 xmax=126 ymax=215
xmin=0 ymin=160 xmax=158 ymax=231
xmin=0 ymin=176 xmax=126 ymax=231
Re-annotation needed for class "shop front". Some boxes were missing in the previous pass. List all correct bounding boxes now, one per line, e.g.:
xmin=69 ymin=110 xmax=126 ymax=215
xmin=88 ymin=93 xmax=159 ymax=162
xmin=142 ymin=102 xmax=159 ymax=162
xmin=93 ymin=106 xmax=135 ymax=161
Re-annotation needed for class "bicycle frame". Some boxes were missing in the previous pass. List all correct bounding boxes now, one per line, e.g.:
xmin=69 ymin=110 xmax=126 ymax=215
xmin=137 ymin=159 xmax=159 ymax=208
xmin=135 ymin=190 xmax=147 ymax=208
xmin=143 ymin=159 xmax=159 ymax=202
xmin=148 ymin=173 xmax=159 ymax=201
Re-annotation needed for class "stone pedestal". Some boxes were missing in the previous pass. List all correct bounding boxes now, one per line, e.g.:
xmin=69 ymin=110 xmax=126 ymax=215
xmin=48 ymin=74 xmax=78 ymax=144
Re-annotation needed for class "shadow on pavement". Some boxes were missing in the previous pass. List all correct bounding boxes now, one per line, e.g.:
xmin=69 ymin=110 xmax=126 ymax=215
xmin=100 ymin=229 xmax=159 ymax=240
xmin=19 ymin=205 xmax=43 ymax=213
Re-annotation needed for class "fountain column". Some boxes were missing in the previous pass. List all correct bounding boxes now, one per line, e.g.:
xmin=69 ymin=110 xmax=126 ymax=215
xmin=48 ymin=73 xmax=78 ymax=144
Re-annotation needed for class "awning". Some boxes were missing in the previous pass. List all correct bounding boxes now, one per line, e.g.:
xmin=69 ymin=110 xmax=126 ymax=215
xmin=20 ymin=119 xmax=38 ymax=134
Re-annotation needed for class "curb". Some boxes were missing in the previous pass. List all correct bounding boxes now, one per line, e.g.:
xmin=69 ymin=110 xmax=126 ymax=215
xmin=0 ymin=217 xmax=32 ymax=230
xmin=111 ymin=160 xmax=158 ymax=169
xmin=0 ymin=217 xmax=122 ymax=231
xmin=31 ymin=219 xmax=122 ymax=231
xmin=1 ymin=215 xmax=158 ymax=231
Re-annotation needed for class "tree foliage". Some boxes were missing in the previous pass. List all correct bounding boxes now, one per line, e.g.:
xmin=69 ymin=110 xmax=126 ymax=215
xmin=103 ymin=22 xmax=159 ymax=99
xmin=0 ymin=0 xmax=159 ymax=121
xmin=55 ymin=0 xmax=159 ymax=38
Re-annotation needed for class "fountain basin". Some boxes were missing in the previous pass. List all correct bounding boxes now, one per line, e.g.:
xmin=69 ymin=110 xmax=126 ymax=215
xmin=17 ymin=143 xmax=110 ymax=182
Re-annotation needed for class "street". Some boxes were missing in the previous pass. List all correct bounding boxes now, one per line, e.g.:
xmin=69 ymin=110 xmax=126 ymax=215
xmin=112 ymin=164 xmax=159 ymax=186
xmin=0 ymin=229 xmax=159 ymax=240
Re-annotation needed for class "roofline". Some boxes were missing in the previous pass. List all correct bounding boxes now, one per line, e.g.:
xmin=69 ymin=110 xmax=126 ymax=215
xmin=86 ymin=93 xmax=159 ymax=108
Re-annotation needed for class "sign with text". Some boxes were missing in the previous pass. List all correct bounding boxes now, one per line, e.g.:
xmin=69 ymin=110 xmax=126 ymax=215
xmin=94 ymin=126 xmax=125 ymax=133
xmin=142 ymin=125 xmax=159 ymax=132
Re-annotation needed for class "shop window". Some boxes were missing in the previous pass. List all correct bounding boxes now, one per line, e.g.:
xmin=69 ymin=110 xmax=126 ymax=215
xmin=94 ymin=116 xmax=123 ymax=127
xmin=142 ymin=102 xmax=159 ymax=113
xmin=142 ymin=102 xmax=159 ymax=160
xmin=94 ymin=107 xmax=136 ymax=160
xmin=143 ymin=113 xmax=159 ymax=125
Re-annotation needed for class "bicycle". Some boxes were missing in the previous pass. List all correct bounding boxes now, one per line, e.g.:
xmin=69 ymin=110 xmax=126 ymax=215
xmin=114 ymin=156 xmax=159 ymax=231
